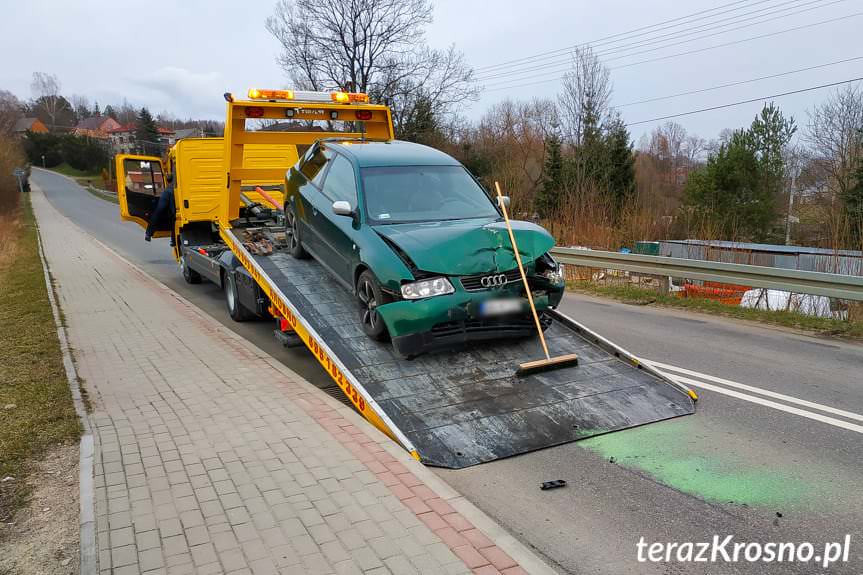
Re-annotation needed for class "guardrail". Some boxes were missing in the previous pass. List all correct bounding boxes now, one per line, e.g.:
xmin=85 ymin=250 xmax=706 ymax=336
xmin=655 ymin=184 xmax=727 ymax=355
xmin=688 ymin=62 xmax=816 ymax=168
xmin=550 ymin=247 xmax=863 ymax=302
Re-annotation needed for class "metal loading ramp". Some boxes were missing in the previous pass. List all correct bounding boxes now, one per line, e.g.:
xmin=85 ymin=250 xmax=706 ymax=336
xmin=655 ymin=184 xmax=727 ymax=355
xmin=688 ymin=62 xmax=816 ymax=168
xmin=254 ymin=250 xmax=695 ymax=469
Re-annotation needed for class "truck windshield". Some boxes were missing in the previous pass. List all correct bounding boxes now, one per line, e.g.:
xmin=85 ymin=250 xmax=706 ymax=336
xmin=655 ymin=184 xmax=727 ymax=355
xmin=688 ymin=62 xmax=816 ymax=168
xmin=361 ymin=165 xmax=499 ymax=224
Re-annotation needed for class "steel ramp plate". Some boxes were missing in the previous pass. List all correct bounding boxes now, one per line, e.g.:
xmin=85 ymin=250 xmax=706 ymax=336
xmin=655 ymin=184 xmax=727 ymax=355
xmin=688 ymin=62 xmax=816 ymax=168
xmin=256 ymin=252 xmax=695 ymax=468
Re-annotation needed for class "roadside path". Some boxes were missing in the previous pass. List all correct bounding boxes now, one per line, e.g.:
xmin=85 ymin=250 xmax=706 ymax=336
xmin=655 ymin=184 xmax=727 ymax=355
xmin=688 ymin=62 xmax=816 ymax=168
xmin=31 ymin=185 xmax=547 ymax=575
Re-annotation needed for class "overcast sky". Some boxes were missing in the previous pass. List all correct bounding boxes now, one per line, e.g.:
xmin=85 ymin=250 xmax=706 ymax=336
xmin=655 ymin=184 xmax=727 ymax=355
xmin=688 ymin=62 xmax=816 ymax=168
xmin=1 ymin=0 xmax=860 ymax=143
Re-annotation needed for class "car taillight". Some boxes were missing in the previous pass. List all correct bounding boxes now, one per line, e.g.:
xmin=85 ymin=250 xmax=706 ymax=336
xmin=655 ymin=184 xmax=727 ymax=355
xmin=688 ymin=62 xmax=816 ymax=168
xmin=245 ymin=106 xmax=264 ymax=118
xmin=355 ymin=110 xmax=373 ymax=121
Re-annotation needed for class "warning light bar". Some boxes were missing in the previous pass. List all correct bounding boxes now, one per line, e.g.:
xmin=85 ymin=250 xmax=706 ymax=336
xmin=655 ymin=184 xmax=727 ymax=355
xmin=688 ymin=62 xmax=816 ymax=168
xmin=246 ymin=88 xmax=370 ymax=104
xmin=247 ymin=88 xmax=295 ymax=100
xmin=331 ymin=91 xmax=369 ymax=104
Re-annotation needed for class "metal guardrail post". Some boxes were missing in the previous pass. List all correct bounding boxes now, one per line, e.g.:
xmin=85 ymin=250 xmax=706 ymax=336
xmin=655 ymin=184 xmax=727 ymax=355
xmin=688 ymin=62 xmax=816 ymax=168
xmin=550 ymin=247 xmax=863 ymax=301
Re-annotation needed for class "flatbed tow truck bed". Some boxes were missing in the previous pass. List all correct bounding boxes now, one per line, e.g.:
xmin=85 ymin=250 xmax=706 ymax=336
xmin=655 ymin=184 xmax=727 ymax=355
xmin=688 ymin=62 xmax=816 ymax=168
xmin=222 ymin=225 xmax=696 ymax=469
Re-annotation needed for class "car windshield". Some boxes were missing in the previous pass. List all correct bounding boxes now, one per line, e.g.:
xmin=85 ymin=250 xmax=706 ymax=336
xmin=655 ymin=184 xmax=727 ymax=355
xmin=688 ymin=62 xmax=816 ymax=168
xmin=361 ymin=165 xmax=500 ymax=224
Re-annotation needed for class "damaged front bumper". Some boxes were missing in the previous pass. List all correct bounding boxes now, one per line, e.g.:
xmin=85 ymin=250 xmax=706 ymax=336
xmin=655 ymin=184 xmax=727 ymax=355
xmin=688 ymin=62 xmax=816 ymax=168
xmin=377 ymin=283 xmax=563 ymax=357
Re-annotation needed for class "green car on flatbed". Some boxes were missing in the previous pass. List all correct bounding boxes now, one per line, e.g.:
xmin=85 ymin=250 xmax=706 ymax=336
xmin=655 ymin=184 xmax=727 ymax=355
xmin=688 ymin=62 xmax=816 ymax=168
xmin=284 ymin=138 xmax=566 ymax=357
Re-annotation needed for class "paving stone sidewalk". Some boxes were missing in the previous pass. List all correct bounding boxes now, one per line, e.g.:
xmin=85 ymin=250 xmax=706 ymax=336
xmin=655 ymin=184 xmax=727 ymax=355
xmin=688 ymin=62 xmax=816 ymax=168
xmin=32 ymin=187 xmax=543 ymax=575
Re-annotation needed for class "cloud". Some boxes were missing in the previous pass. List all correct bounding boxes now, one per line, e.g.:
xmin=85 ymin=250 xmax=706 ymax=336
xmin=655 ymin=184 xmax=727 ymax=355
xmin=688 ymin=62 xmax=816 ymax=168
xmin=128 ymin=67 xmax=226 ymax=119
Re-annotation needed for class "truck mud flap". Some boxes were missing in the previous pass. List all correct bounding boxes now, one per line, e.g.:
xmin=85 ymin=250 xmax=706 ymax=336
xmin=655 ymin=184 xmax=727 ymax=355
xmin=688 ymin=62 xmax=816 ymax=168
xmin=249 ymin=247 xmax=695 ymax=469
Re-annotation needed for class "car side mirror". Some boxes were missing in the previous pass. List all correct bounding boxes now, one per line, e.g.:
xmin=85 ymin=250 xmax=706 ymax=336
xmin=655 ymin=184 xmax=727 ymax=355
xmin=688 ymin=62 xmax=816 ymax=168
xmin=497 ymin=195 xmax=510 ymax=209
xmin=332 ymin=200 xmax=353 ymax=217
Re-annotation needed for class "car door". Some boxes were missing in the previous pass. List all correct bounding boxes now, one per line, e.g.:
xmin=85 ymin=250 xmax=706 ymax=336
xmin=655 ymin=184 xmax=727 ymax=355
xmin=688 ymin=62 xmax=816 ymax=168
xmin=115 ymin=154 xmax=171 ymax=237
xmin=293 ymin=145 xmax=333 ymax=256
xmin=315 ymin=153 xmax=360 ymax=286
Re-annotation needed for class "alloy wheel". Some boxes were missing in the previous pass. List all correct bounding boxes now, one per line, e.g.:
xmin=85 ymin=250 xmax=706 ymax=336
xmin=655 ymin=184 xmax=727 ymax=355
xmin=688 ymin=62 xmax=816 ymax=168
xmin=286 ymin=210 xmax=299 ymax=251
xmin=357 ymin=279 xmax=378 ymax=331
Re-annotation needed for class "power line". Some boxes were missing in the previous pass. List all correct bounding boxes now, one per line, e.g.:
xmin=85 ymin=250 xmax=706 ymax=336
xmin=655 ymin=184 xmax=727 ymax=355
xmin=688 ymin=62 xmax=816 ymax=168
xmin=474 ymin=0 xmax=762 ymax=72
xmin=611 ymin=10 xmax=858 ymax=70
xmin=482 ymin=11 xmax=860 ymax=91
xmin=626 ymin=76 xmax=863 ymax=126
xmin=476 ymin=0 xmax=845 ymax=83
xmin=475 ymin=0 xmax=827 ymax=81
xmin=617 ymin=55 xmax=863 ymax=107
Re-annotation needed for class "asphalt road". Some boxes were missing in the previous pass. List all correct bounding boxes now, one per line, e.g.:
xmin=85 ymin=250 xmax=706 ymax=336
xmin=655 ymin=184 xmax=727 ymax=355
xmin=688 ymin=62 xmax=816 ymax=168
xmin=34 ymin=168 xmax=863 ymax=574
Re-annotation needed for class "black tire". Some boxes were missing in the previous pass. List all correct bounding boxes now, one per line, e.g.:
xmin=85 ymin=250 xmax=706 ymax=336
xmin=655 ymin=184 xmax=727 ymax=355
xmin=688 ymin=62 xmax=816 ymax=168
xmin=224 ymin=272 xmax=254 ymax=322
xmin=539 ymin=310 xmax=553 ymax=331
xmin=356 ymin=270 xmax=391 ymax=341
xmin=181 ymin=250 xmax=202 ymax=284
xmin=285 ymin=202 xmax=309 ymax=259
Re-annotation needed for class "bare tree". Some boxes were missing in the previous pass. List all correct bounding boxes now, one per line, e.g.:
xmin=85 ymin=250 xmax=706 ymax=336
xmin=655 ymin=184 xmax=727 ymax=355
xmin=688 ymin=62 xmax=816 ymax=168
xmin=265 ymin=0 xmax=477 ymax=134
xmin=30 ymin=72 xmax=71 ymax=128
xmin=0 ymin=90 xmax=23 ymax=135
xmin=806 ymin=84 xmax=863 ymax=203
xmin=69 ymin=94 xmax=91 ymax=121
xmin=558 ymin=47 xmax=612 ymax=147
xmin=471 ymin=98 xmax=559 ymax=207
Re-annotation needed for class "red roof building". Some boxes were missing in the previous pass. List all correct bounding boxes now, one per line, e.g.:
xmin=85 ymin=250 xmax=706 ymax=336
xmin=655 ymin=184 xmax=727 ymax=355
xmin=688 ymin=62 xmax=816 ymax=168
xmin=73 ymin=116 xmax=122 ymax=139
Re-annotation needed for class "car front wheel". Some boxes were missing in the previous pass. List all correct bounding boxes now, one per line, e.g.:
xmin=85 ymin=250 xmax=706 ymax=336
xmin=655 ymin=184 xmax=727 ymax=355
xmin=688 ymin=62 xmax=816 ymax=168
xmin=356 ymin=270 xmax=391 ymax=341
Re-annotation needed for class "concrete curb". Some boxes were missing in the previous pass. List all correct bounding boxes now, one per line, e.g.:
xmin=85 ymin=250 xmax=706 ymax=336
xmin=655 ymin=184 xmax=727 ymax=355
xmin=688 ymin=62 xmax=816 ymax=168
xmin=31 ymin=187 xmax=98 ymax=575
xmin=32 ymin=177 xmax=560 ymax=574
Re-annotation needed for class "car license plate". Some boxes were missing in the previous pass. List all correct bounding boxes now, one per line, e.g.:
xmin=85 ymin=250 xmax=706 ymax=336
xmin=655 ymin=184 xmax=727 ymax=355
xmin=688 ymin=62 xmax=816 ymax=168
xmin=479 ymin=298 xmax=523 ymax=317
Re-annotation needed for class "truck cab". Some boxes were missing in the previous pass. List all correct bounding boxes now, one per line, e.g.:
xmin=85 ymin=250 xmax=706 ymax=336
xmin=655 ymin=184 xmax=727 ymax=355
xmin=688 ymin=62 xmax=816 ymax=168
xmin=115 ymin=88 xmax=395 ymax=319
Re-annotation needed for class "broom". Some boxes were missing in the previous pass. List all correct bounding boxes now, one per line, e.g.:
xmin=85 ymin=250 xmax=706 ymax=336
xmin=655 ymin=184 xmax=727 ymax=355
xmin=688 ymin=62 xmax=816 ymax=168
xmin=494 ymin=182 xmax=579 ymax=376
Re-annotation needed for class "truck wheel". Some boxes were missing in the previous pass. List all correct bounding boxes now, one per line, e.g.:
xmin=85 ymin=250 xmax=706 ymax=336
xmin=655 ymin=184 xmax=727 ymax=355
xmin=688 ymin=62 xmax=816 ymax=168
xmin=181 ymin=251 xmax=202 ymax=284
xmin=356 ymin=270 xmax=391 ymax=341
xmin=285 ymin=204 xmax=309 ymax=259
xmin=224 ymin=272 xmax=254 ymax=322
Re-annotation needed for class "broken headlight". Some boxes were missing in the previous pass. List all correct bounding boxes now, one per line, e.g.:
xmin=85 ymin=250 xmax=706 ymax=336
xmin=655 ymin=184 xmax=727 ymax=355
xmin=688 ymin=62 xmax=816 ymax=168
xmin=536 ymin=253 xmax=565 ymax=284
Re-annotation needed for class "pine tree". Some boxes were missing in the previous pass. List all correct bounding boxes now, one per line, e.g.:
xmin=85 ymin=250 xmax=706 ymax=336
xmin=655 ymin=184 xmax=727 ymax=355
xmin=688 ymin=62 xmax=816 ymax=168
xmin=93 ymin=101 xmax=101 ymax=116
xmin=683 ymin=130 xmax=774 ymax=240
xmin=749 ymin=102 xmax=796 ymax=210
xmin=104 ymin=105 xmax=117 ymax=120
xmin=535 ymin=134 xmax=564 ymax=217
xmin=136 ymin=107 xmax=160 ymax=155
xmin=602 ymin=115 xmax=636 ymax=216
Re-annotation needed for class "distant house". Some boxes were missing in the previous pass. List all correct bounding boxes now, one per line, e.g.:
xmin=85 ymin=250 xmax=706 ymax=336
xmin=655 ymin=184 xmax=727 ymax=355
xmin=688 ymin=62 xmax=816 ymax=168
xmin=13 ymin=117 xmax=48 ymax=135
xmin=109 ymin=125 xmax=176 ymax=155
xmin=74 ymin=116 xmax=122 ymax=139
xmin=173 ymin=127 xmax=202 ymax=141
xmin=108 ymin=124 xmax=137 ymax=155
xmin=157 ymin=127 xmax=176 ymax=148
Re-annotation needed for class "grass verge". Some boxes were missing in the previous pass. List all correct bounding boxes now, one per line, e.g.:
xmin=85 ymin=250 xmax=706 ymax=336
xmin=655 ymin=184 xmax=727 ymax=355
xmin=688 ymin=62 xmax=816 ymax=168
xmin=49 ymin=163 xmax=111 ymax=193
xmin=47 ymin=163 xmax=100 ymax=179
xmin=568 ymin=281 xmax=863 ymax=339
xmin=0 ymin=195 xmax=80 ymax=526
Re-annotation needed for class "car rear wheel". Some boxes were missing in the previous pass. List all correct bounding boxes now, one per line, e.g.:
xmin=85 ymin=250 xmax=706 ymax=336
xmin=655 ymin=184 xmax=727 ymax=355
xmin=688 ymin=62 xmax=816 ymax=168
xmin=285 ymin=203 xmax=309 ymax=259
xmin=357 ymin=270 xmax=391 ymax=341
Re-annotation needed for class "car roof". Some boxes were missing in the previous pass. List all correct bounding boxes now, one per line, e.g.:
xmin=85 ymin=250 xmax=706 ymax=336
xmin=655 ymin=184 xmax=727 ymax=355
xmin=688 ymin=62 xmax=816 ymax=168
xmin=324 ymin=139 xmax=461 ymax=168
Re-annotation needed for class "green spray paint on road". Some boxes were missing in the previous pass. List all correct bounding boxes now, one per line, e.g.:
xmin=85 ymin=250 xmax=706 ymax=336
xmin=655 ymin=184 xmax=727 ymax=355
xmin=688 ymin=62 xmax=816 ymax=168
xmin=580 ymin=418 xmax=823 ymax=509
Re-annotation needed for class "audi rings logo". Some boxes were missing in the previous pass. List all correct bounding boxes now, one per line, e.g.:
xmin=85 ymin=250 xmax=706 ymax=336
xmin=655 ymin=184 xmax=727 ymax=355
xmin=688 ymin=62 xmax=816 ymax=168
xmin=480 ymin=274 xmax=508 ymax=288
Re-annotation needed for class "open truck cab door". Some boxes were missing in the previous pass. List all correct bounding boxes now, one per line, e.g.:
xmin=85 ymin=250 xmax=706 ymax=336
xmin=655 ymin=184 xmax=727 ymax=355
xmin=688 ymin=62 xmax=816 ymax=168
xmin=115 ymin=154 xmax=172 ymax=238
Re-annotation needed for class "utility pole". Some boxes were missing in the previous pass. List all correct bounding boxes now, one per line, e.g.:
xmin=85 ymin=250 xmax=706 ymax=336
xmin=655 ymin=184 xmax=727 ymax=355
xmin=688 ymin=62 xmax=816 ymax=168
xmin=784 ymin=172 xmax=796 ymax=246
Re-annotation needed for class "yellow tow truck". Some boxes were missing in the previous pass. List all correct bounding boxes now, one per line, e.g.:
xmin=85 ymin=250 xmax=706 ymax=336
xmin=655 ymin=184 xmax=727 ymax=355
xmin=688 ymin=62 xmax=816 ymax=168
xmin=114 ymin=89 xmax=694 ymax=468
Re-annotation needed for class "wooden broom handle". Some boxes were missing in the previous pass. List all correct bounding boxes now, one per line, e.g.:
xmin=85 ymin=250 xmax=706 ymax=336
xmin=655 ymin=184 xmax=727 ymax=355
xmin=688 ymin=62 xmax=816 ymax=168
xmin=494 ymin=182 xmax=550 ymax=360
